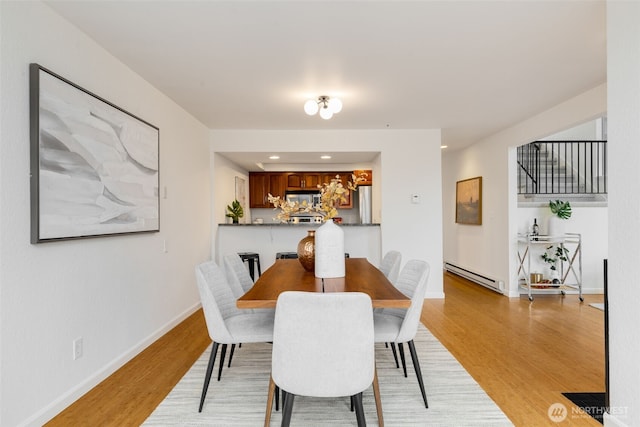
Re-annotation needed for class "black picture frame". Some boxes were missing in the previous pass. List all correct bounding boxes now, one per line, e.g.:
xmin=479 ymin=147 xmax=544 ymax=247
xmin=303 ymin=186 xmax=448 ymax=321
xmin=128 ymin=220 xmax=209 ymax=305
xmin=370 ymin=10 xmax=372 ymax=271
xmin=29 ymin=63 xmax=160 ymax=243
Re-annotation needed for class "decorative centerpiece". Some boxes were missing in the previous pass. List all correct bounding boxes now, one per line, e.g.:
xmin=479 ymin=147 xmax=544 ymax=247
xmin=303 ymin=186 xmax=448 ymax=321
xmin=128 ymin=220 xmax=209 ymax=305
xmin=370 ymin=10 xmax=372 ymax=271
xmin=268 ymin=173 xmax=367 ymax=274
xmin=297 ymin=230 xmax=316 ymax=271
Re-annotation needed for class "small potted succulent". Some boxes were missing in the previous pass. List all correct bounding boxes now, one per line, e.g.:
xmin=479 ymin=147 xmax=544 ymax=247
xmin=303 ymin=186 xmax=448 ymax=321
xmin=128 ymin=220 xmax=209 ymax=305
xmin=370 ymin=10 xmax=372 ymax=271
xmin=225 ymin=199 xmax=244 ymax=224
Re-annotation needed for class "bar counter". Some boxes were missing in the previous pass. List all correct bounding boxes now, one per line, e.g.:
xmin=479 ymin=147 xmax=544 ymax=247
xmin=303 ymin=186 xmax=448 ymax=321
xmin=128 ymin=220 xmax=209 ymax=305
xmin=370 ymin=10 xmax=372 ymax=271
xmin=216 ymin=223 xmax=382 ymax=271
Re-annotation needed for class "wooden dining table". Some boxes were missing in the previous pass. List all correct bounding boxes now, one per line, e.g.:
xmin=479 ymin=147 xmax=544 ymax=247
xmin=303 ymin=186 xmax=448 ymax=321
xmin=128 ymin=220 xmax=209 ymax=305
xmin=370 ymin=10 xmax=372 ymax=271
xmin=237 ymin=257 xmax=410 ymax=309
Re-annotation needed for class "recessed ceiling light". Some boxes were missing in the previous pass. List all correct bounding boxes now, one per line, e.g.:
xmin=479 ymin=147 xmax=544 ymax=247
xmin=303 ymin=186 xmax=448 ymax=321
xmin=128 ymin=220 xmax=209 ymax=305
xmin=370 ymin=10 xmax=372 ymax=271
xmin=320 ymin=155 xmax=332 ymax=160
xmin=440 ymin=145 xmax=448 ymax=149
xmin=269 ymin=155 xmax=280 ymax=160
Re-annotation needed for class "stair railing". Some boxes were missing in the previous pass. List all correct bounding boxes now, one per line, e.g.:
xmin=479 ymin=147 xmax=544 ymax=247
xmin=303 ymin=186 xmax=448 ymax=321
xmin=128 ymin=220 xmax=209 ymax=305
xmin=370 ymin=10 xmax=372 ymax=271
xmin=517 ymin=140 xmax=607 ymax=196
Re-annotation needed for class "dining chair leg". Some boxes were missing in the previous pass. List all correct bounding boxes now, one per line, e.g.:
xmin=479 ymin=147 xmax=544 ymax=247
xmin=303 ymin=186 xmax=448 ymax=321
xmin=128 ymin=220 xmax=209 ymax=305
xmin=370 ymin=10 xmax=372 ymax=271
xmin=350 ymin=395 xmax=354 ymax=411
xmin=281 ymin=391 xmax=295 ymax=427
xmin=264 ymin=375 xmax=276 ymax=427
xmin=398 ymin=343 xmax=408 ymax=377
xmin=199 ymin=342 xmax=219 ymax=412
xmin=390 ymin=342 xmax=400 ymax=368
xmin=353 ymin=392 xmax=366 ymax=427
xmin=275 ymin=385 xmax=280 ymax=411
xmin=217 ymin=344 xmax=228 ymax=381
xmin=408 ymin=339 xmax=429 ymax=408
xmin=372 ymin=366 xmax=384 ymax=427
xmin=228 ymin=343 xmax=236 ymax=367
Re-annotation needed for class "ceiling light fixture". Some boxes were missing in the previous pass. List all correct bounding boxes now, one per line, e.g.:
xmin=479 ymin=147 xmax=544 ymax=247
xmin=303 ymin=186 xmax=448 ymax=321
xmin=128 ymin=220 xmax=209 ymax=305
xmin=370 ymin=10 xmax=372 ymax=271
xmin=304 ymin=95 xmax=342 ymax=120
xmin=320 ymin=155 xmax=332 ymax=160
xmin=269 ymin=155 xmax=280 ymax=160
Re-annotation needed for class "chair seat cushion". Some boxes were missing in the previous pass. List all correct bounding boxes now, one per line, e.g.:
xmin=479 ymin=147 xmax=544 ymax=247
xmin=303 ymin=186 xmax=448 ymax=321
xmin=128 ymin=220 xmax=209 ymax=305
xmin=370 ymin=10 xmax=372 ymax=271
xmin=226 ymin=312 xmax=275 ymax=343
xmin=373 ymin=313 xmax=403 ymax=342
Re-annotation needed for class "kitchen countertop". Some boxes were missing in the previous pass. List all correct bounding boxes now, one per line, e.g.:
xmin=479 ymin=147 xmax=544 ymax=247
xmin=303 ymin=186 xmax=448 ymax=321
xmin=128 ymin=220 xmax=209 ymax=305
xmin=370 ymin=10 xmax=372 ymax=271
xmin=219 ymin=223 xmax=380 ymax=227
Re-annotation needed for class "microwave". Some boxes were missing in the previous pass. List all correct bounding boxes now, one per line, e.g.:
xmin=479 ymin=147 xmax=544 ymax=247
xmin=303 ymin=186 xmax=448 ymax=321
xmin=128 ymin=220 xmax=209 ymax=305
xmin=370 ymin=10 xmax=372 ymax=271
xmin=285 ymin=192 xmax=321 ymax=207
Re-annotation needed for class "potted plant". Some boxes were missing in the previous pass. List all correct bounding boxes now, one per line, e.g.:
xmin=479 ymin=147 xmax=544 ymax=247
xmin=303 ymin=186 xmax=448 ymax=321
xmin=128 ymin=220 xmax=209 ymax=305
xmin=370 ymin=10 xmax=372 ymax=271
xmin=226 ymin=199 xmax=244 ymax=224
xmin=549 ymin=199 xmax=572 ymax=219
xmin=548 ymin=199 xmax=571 ymax=236
xmin=540 ymin=244 xmax=570 ymax=283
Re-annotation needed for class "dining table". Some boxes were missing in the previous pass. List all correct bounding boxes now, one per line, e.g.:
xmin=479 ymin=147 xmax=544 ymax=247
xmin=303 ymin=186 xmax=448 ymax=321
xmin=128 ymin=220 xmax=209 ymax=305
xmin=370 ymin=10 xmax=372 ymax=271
xmin=236 ymin=257 xmax=410 ymax=309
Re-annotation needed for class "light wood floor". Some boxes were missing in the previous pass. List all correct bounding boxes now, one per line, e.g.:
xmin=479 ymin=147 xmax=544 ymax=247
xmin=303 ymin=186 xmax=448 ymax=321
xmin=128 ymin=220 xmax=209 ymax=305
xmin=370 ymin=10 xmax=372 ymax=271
xmin=46 ymin=271 xmax=605 ymax=426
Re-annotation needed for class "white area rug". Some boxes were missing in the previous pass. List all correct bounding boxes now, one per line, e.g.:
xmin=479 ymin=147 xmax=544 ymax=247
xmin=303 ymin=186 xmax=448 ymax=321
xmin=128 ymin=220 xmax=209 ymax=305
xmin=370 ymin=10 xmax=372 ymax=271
xmin=143 ymin=325 xmax=512 ymax=426
xmin=590 ymin=303 xmax=605 ymax=311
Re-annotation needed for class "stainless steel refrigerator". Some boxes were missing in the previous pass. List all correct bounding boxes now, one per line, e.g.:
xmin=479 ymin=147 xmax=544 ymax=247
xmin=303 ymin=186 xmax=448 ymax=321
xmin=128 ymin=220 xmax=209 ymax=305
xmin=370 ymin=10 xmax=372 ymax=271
xmin=359 ymin=185 xmax=372 ymax=224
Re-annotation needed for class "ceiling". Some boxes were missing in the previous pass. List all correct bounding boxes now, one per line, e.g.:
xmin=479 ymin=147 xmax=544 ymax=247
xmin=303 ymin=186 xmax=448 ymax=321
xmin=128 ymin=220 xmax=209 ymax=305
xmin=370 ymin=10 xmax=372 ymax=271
xmin=45 ymin=0 xmax=606 ymax=169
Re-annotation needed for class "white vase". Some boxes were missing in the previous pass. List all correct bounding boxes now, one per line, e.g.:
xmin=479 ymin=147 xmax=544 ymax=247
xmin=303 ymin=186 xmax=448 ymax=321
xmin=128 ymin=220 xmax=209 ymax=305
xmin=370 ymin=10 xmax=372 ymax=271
xmin=314 ymin=220 xmax=345 ymax=278
xmin=547 ymin=216 xmax=566 ymax=239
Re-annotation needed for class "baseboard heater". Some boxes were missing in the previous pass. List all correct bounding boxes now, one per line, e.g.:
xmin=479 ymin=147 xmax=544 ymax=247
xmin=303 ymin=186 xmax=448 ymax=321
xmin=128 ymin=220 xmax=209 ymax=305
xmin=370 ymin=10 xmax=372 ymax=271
xmin=444 ymin=262 xmax=504 ymax=294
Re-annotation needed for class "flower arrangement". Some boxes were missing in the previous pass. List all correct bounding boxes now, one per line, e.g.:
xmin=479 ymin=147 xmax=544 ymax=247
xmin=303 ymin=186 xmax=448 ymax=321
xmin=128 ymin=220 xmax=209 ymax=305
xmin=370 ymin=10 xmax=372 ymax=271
xmin=268 ymin=173 xmax=367 ymax=222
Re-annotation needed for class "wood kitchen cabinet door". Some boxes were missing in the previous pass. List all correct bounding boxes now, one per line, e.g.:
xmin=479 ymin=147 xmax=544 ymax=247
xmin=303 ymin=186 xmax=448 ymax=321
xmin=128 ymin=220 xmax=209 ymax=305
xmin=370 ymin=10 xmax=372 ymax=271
xmin=268 ymin=173 xmax=286 ymax=200
xmin=286 ymin=173 xmax=320 ymax=190
xmin=353 ymin=169 xmax=372 ymax=186
xmin=337 ymin=173 xmax=354 ymax=208
xmin=249 ymin=173 xmax=269 ymax=208
xmin=249 ymin=173 xmax=286 ymax=208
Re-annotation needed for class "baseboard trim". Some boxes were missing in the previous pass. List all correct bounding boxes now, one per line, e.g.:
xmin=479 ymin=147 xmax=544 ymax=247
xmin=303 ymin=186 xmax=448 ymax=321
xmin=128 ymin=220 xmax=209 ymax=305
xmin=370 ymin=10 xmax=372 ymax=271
xmin=22 ymin=302 xmax=201 ymax=427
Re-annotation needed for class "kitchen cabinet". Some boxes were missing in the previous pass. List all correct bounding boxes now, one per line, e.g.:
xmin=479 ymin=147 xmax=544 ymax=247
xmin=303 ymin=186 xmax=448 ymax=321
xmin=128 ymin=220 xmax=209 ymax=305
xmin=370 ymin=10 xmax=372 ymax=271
xmin=286 ymin=173 xmax=321 ymax=190
xmin=320 ymin=173 xmax=354 ymax=208
xmin=336 ymin=173 xmax=354 ymax=208
xmin=249 ymin=172 xmax=285 ymax=208
xmin=250 ymin=171 xmax=358 ymax=209
xmin=353 ymin=169 xmax=373 ymax=186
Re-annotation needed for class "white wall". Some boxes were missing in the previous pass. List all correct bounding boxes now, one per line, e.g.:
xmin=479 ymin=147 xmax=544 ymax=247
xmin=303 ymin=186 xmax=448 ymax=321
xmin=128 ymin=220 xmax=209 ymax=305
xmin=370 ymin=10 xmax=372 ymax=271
xmin=210 ymin=130 xmax=445 ymax=298
xmin=0 ymin=2 xmax=211 ymax=425
xmin=606 ymin=2 xmax=640 ymax=426
xmin=443 ymin=83 xmax=607 ymax=297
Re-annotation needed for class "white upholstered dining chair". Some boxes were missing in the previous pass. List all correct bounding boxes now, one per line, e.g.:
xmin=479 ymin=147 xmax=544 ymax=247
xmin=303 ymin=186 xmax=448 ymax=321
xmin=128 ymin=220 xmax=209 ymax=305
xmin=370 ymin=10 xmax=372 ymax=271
xmin=379 ymin=250 xmax=402 ymax=366
xmin=194 ymin=260 xmax=274 ymax=412
xmin=223 ymin=253 xmax=255 ymax=298
xmin=264 ymin=291 xmax=383 ymax=427
xmin=379 ymin=250 xmax=402 ymax=284
xmin=374 ymin=259 xmax=431 ymax=408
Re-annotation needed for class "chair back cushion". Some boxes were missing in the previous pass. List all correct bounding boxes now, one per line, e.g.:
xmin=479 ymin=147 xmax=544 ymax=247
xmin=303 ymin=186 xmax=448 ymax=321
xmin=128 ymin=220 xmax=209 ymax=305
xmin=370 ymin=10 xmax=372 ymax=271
xmin=223 ymin=254 xmax=254 ymax=297
xmin=272 ymin=291 xmax=374 ymax=398
xmin=379 ymin=250 xmax=402 ymax=284
xmin=195 ymin=261 xmax=237 ymax=343
xmin=396 ymin=260 xmax=430 ymax=342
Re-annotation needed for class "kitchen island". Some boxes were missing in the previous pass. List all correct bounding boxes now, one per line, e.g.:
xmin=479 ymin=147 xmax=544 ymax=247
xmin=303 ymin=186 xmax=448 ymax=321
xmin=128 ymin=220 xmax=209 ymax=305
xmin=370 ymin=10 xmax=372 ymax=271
xmin=216 ymin=223 xmax=382 ymax=272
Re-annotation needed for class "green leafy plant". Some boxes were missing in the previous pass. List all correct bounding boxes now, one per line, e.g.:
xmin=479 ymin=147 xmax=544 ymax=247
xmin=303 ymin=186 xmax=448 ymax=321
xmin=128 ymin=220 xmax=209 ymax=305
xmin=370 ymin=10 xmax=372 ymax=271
xmin=226 ymin=199 xmax=244 ymax=223
xmin=540 ymin=245 xmax=570 ymax=271
xmin=549 ymin=199 xmax=572 ymax=219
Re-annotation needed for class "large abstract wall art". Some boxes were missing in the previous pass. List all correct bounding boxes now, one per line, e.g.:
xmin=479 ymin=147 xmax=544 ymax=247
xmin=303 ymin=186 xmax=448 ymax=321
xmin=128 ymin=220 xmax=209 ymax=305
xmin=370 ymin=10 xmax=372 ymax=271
xmin=29 ymin=64 xmax=160 ymax=243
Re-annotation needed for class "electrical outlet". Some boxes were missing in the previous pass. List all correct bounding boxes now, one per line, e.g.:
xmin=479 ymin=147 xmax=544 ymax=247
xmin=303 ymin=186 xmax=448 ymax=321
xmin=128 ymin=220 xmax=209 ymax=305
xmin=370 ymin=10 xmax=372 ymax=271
xmin=73 ymin=337 xmax=83 ymax=360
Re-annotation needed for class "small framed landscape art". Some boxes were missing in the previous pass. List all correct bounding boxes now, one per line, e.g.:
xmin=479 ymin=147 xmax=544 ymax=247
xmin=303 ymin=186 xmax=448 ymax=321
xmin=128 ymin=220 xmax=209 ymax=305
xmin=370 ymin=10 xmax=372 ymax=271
xmin=455 ymin=176 xmax=482 ymax=225
xmin=29 ymin=63 xmax=160 ymax=243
